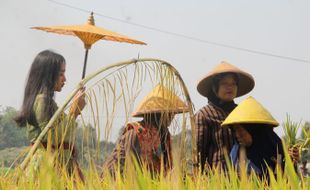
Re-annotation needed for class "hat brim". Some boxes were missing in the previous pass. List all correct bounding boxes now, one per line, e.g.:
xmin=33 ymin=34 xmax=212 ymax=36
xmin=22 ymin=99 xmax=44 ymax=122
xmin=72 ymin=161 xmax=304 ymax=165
xmin=222 ymin=120 xmax=279 ymax=128
xmin=131 ymin=85 xmax=190 ymax=117
xmin=221 ymin=96 xmax=279 ymax=128
xmin=132 ymin=107 xmax=189 ymax=117
xmin=197 ymin=71 xmax=255 ymax=98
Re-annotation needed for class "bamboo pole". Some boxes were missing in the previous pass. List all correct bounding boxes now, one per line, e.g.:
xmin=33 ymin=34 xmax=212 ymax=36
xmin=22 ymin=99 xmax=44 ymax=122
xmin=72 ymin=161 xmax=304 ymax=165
xmin=159 ymin=61 xmax=196 ymax=175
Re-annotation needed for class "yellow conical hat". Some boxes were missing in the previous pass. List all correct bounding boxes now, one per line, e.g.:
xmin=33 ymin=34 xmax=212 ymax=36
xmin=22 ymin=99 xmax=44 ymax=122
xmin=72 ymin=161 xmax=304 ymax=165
xmin=132 ymin=85 xmax=189 ymax=117
xmin=221 ymin=96 xmax=279 ymax=127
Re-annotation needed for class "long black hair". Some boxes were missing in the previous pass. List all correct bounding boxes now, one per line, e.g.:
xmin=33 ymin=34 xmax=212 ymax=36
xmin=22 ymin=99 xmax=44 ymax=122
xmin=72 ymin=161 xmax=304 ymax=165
xmin=14 ymin=50 xmax=65 ymax=127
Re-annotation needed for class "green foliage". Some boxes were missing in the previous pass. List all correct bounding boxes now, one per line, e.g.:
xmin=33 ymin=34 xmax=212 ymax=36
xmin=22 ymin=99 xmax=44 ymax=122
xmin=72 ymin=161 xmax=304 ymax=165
xmin=0 ymin=168 xmax=10 ymax=176
xmin=282 ymin=114 xmax=303 ymax=147
xmin=0 ymin=105 xmax=116 ymax=169
xmin=0 ymin=106 xmax=28 ymax=150
xmin=282 ymin=115 xmax=310 ymax=164
xmin=300 ymin=122 xmax=310 ymax=162
xmin=0 ymin=106 xmax=32 ymax=168
xmin=300 ymin=122 xmax=310 ymax=140
xmin=74 ymin=125 xmax=115 ymax=168
xmin=0 ymin=147 xmax=28 ymax=168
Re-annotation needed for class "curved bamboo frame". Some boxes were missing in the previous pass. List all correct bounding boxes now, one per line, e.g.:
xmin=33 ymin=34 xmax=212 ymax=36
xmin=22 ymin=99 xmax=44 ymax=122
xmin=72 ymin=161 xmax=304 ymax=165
xmin=19 ymin=58 xmax=197 ymax=174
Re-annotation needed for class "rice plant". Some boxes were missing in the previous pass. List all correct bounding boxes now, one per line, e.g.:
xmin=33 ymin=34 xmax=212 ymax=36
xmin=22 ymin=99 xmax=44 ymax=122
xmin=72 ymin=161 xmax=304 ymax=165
xmin=1 ymin=148 xmax=309 ymax=189
xmin=282 ymin=114 xmax=303 ymax=148
xmin=282 ymin=114 xmax=310 ymax=162
xmin=300 ymin=124 xmax=310 ymax=152
xmin=1 ymin=59 xmax=309 ymax=189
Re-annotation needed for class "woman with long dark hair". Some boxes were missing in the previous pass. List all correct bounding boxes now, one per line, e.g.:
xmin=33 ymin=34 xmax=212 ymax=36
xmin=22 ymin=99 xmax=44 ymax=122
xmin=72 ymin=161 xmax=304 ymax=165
xmin=14 ymin=50 xmax=86 ymax=180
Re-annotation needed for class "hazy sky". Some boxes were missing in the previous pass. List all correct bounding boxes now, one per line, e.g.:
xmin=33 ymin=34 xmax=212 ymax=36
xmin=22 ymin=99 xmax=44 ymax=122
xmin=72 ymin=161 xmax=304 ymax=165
xmin=1 ymin=0 xmax=310 ymax=137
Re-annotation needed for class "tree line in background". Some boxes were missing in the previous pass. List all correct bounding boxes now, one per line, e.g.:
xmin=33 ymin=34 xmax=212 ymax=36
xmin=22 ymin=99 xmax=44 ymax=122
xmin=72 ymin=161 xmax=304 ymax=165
xmin=0 ymin=105 xmax=309 ymax=169
xmin=0 ymin=106 xmax=115 ymax=168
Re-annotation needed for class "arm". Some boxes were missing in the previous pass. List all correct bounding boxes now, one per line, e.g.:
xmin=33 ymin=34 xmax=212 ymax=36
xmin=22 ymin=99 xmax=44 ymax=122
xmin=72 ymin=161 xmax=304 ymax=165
xmin=34 ymin=93 xmax=83 ymax=145
xmin=102 ymin=129 xmax=137 ymax=177
xmin=58 ymin=89 xmax=86 ymax=144
xmin=69 ymin=88 xmax=86 ymax=119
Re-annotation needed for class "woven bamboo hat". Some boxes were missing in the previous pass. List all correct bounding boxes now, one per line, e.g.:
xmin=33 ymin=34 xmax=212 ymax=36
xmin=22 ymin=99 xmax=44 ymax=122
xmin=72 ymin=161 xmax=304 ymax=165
xmin=132 ymin=85 xmax=189 ymax=117
xmin=221 ymin=96 xmax=279 ymax=127
xmin=197 ymin=61 xmax=255 ymax=98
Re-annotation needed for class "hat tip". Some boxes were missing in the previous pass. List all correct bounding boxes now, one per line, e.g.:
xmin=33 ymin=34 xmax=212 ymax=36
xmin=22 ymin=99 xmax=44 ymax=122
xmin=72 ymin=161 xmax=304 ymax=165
xmin=88 ymin=11 xmax=95 ymax=25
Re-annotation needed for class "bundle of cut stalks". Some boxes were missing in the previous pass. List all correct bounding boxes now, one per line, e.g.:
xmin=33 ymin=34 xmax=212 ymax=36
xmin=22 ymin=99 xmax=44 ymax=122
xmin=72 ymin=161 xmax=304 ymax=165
xmin=282 ymin=114 xmax=309 ymax=164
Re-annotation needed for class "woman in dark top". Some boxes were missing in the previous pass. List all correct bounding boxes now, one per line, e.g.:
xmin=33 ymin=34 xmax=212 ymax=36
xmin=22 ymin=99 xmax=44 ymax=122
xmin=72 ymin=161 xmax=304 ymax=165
xmin=222 ymin=96 xmax=290 ymax=178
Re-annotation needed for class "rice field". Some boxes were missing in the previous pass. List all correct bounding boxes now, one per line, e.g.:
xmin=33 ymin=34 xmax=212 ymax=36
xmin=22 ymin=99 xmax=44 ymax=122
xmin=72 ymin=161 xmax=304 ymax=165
xmin=1 ymin=151 xmax=309 ymax=190
xmin=1 ymin=59 xmax=309 ymax=189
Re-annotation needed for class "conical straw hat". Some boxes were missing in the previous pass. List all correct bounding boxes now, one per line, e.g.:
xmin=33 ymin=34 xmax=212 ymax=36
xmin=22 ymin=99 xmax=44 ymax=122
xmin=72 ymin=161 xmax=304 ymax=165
xmin=132 ymin=85 xmax=189 ymax=117
xmin=221 ymin=96 xmax=279 ymax=127
xmin=197 ymin=61 xmax=255 ymax=98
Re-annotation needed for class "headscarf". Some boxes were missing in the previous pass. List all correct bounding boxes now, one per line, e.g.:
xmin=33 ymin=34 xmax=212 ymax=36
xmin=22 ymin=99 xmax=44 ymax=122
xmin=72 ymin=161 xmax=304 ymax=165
xmin=243 ymin=124 xmax=284 ymax=175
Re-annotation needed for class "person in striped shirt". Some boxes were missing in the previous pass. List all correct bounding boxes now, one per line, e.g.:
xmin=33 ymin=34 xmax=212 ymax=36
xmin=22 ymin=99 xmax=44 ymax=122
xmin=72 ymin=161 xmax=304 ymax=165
xmin=194 ymin=61 xmax=255 ymax=173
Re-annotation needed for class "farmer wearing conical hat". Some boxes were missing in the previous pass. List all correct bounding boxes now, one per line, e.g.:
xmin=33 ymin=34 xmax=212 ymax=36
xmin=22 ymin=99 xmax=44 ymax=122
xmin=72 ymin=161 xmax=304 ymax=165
xmin=222 ymin=96 xmax=282 ymax=177
xmin=194 ymin=61 xmax=255 ymax=173
xmin=222 ymin=96 xmax=299 ymax=178
xmin=102 ymin=85 xmax=189 ymax=177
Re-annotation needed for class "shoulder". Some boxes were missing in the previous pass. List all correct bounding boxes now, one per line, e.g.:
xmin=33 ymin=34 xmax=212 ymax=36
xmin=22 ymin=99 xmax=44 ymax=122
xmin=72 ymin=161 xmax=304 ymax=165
xmin=115 ymin=122 xmax=144 ymax=147
xmin=33 ymin=94 xmax=57 ymax=109
xmin=195 ymin=104 xmax=216 ymax=117
xmin=123 ymin=121 xmax=145 ymax=135
xmin=33 ymin=94 xmax=46 ymax=113
xmin=33 ymin=94 xmax=57 ymax=122
xmin=34 ymin=94 xmax=45 ymax=104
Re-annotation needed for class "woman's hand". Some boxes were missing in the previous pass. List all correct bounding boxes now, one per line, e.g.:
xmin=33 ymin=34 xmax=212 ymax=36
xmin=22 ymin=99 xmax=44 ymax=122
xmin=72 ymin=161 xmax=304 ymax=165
xmin=70 ymin=88 xmax=86 ymax=118
xmin=235 ymin=125 xmax=253 ymax=147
